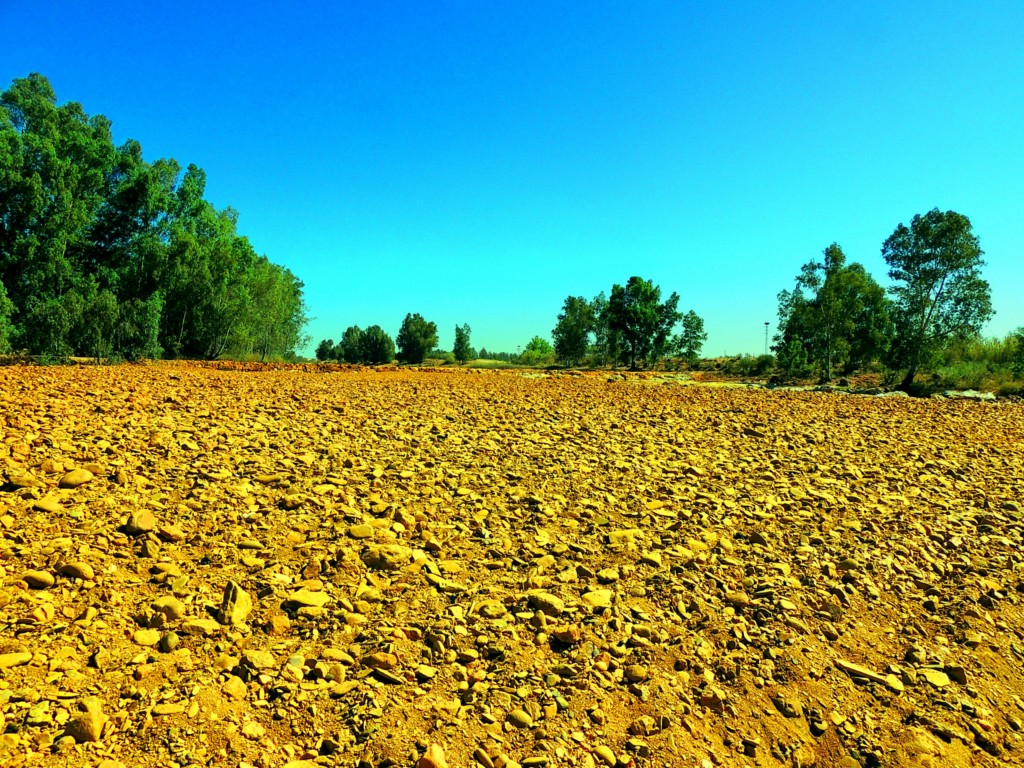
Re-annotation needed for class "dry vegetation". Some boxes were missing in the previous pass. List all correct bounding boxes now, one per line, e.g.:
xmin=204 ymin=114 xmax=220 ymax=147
xmin=1 ymin=363 xmax=1023 ymax=768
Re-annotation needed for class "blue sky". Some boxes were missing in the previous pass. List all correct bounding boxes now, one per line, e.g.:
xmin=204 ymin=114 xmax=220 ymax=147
xmin=3 ymin=1 xmax=1022 ymax=356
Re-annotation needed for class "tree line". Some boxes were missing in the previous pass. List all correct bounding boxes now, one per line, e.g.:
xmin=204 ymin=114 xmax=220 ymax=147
xmin=317 ymin=276 xmax=706 ymax=370
xmin=773 ymin=208 xmax=995 ymax=390
xmin=0 ymin=73 xmax=308 ymax=361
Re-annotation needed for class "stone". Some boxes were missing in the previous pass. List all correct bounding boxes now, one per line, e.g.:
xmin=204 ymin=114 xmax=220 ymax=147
xmin=284 ymin=588 xmax=330 ymax=608
xmin=920 ymin=668 xmax=950 ymax=688
xmin=0 ymin=652 xmax=32 ymax=669
xmin=152 ymin=596 xmax=186 ymax=621
xmin=218 ymin=580 xmax=253 ymax=625
xmin=222 ymin=675 xmax=248 ymax=700
xmin=64 ymin=697 xmax=106 ymax=743
xmin=23 ymin=570 xmax=55 ymax=589
xmin=528 ymin=591 xmax=565 ymax=616
xmin=417 ymin=744 xmax=449 ymax=768
xmin=349 ymin=523 xmax=374 ymax=539
xmin=60 ymin=561 xmax=95 ymax=580
xmin=32 ymin=496 xmax=62 ymax=513
xmin=507 ymin=709 xmax=534 ymax=728
xmin=361 ymin=544 xmax=413 ymax=571
xmin=59 ymin=468 xmax=94 ymax=488
xmin=125 ymin=509 xmax=157 ymax=534
xmin=581 ymin=589 xmax=614 ymax=609
xmin=133 ymin=628 xmax=161 ymax=646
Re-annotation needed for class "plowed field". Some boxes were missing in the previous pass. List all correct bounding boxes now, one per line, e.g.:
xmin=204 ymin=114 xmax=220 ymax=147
xmin=1 ymin=364 xmax=1023 ymax=768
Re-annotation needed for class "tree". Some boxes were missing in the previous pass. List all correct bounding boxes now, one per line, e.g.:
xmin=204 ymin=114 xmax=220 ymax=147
xmin=315 ymin=338 xmax=335 ymax=361
xmin=1011 ymin=328 xmax=1024 ymax=377
xmin=675 ymin=310 xmax=707 ymax=364
xmin=453 ymin=323 xmax=472 ymax=364
xmin=519 ymin=336 xmax=554 ymax=367
xmin=360 ymin=325 xmax=395 ymax=364
xmin=338 ymin=325 xmax=365 ymax=363
xmin=0 ymin=279 xmax=13 ymax=354
xmin=0 ymin=73 xmax=309 ymax=360
xmin=607 ymin=277 xmax=681 ymax=369
xmin=589 ymin=291 xmax=619 ymax=367
xmin=396 ymin=313 xmax=438 ymax=364
xmin=882 ymin=209 xmax=992 ymax=390
xmin=552 ymin=296 xmax=594 ymax=367
xmin=774 ymin=244 xmax=891 ymax=380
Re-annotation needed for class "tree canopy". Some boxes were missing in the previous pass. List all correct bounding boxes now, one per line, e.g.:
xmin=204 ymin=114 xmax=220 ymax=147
xmin=774 ymin=244 xmax=891 ymax=380
xmin=396 ymin=313 xmax=438 ymax=364
xmin=552 ymin=296 xmax=594 ymax=367
xmin=607 ymin=277 xmax=682 ymax=369
xmin=453 ymin=323 xmax=472 ymax=364
xmin=0 ymin=73 xmax=308 ymax=360
xmin=882 ymin=209 xmax=992 ymax=389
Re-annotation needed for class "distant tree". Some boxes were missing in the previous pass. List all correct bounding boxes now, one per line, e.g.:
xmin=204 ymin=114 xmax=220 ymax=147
xmin=478 ymin=346 xmax=488 ymax=359
xmin=0 ymin=279 xmax=15 ymax=354
xmin=1011 ymin=328 xmax=1024 ymax=377
xmin=607 ymin=276 xmax=681 ymax=369
xmin=552 ymin=295 xmax=594 ymax=366
xmin=776 ymin=337 xmax=812 ymax=379
xmin=774 ymin=244 xmax=892 ymax=380
xmin=396 ymin=313 xmax=438 ymax=364
xmin=882 ymin=209 xmax=992 ymax=390
xmin=453 ymin=323 xmax=472 ymax=364
xmin=315 ymin=338 xmax=335 ymax=361
xmin=519 ymin=336 xmax=555 ymax=366
xmin=338 ymin=325 xmax=365 ymax=363
xmin=360 ymin=325 xmax=395 ymax=364
xmin=674 ymin=310 xmax=707 ymax=364
xmin=589 ymin=291 xmax=619 ymax=367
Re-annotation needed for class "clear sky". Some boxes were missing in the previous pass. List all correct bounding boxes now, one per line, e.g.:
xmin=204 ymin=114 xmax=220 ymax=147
xmin=3 ymin=1 xmax=1022 ymax=356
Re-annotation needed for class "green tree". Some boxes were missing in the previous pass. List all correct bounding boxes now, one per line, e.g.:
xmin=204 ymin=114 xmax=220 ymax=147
xmin=453 ymin=323 xmax=472 ymax=364
xmin=396 ymin=312 xmax=438 ymax=364
xmin=338 ymin=325 xmax=365 ymax=363
xmin=675 ymin=310 xmax=707 ymax=364
xmin=519 ymin=336 xmax=554 ymax=367
xmin=607 ymin=276 xmax=681 ymax=369
xmin=552 ymin=295 xmax=594 ymax=366
xmin=316 ymin=338 xmax=335 ymax=361
xmin=1011 ymin=328 xmax=1024 ymax=377
xmin=774 ymin=244 xmax=892 ymax=380
xmin=882 ymin=209 xmax=992 ymax=390
xmin=589 ymin=291 xmax=619 ymax=367
xmin=0 ymin=279 xmax=14 ymax=353
xmin=361 ymin=325 xmax=395 ymax=365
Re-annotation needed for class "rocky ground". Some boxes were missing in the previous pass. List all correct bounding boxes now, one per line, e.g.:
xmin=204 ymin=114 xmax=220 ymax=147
xmin=1 ymin=363 xmax=1022 ymax=768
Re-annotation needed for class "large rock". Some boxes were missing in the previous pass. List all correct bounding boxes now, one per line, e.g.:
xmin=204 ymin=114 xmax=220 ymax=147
xmin=361 ymin=544 xmax=413 ymax=571
xmin=218 ymin=580 xmax=253 ymax=625
xmin=65 ymin=697 xmax=107 ymax=743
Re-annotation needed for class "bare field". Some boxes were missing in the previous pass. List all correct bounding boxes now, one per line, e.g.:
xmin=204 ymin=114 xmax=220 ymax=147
xmin=1 ymin=364 xmax=1023 ymax=768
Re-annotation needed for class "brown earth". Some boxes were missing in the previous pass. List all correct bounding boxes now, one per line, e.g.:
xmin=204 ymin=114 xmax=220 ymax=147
xmin=0 ymin=363 xmax=1022 ymax=768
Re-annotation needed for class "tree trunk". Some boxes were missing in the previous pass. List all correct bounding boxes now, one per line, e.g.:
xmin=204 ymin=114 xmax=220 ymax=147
xmin=899 ymin=367 xmax=917 ymax=392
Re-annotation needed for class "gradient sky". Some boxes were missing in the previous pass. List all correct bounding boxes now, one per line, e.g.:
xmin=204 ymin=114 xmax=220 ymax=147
xmin=3 ymin=1 xmax=1022 ymax=356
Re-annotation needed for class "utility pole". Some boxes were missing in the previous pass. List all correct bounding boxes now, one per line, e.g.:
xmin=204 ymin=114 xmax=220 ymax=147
xmin=764 ymin=322 xmax=769 ymax=355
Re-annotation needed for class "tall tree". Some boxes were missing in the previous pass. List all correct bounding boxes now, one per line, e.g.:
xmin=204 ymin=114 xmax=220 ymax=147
xmin=774 ymin=244 xmax=891 ymax=380
xmin=519 ymin=336 xmax=554 ymax=367
xmin=607 ymin=276 xmax=681 ymax=369
xmin=552 ymin=295 xmax=594 ymax=367
xmin=338 ymin=325 xmax=365 ymax=363
xmin=315 ymin=339 xmax=335 ymax=361
xmin=675 ymin=310 xmax=708 ymax=364
xmin=882 ymin=209 xmax=992 ymax=390
xmin=589 ymin=291 xmax=619 ymax=367
xmin=453 ymin=323 xmax=472 ymax=364
xmin=0 ymin=279 xmax=14 ymax=354
xmin=396 ymin=312 xmax=438 ymax=364
xmin=361 ymin=325 xmax=395 ymax=364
